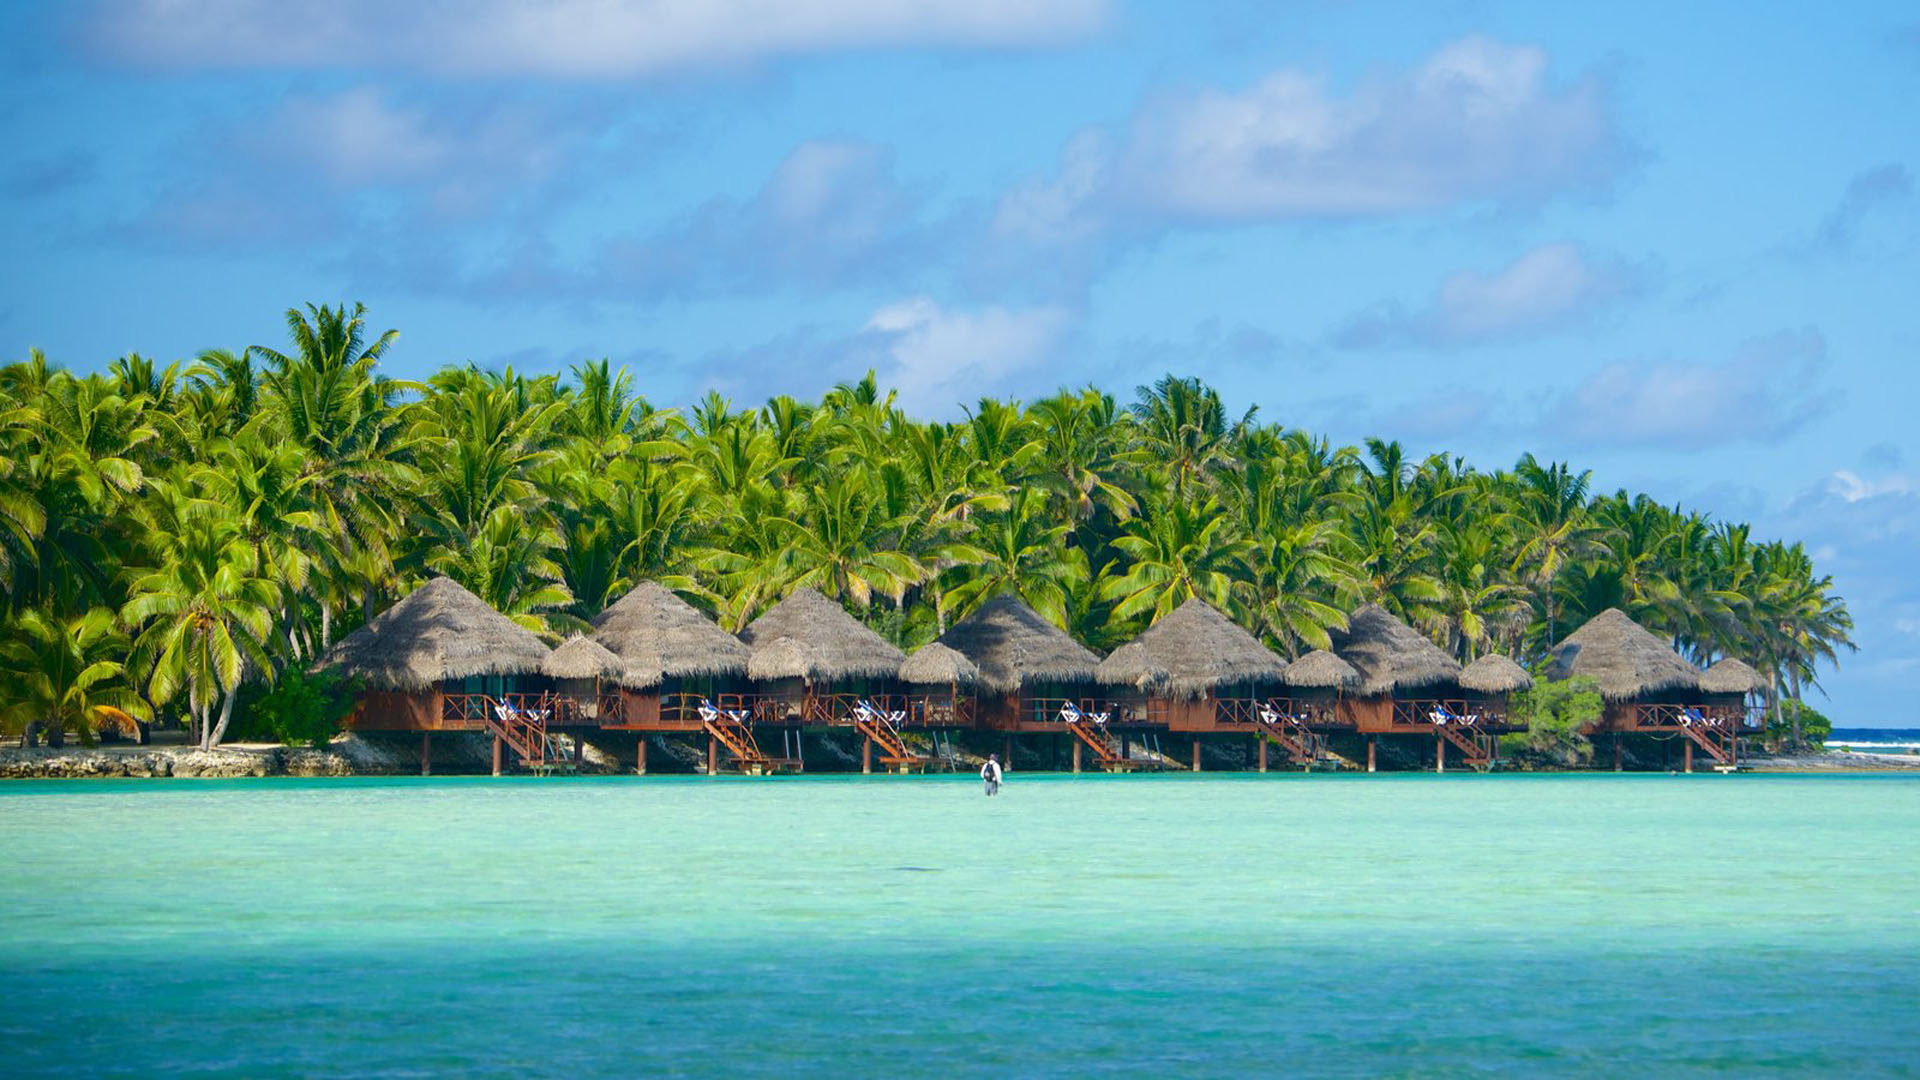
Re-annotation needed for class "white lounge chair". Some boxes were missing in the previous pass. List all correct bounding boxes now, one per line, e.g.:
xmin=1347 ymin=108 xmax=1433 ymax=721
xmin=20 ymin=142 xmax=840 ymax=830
xmin=1059 ymin=701 xmax=1110 ymax=726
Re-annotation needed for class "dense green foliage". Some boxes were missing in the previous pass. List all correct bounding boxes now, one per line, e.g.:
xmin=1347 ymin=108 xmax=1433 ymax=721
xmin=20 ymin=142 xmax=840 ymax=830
xmin=1501 ymin=676 xmax=1605 ymax=767
xmin=0 ymin=303 xmax=1854 ymax=747
xmin=229 ymin=670 xmax=356 ymax=748
xmin=1767 ymin=700 xmax=1832 ymax=751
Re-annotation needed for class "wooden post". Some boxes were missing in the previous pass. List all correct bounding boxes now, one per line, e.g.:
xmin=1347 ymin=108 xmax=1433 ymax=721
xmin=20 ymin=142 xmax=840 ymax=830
xmin=1614 ymin=734 xmax=1623 ymax=772
xmin=862 ymin=737 xmax=873 ymax=775
xmin=1072 ymin=738 xmax=1083 ymax=774
xmin=636 ymin=736 xmax=647 ymax=776
xmin=1684 ymin=739 xmax=1693 ymax=774
xmin=1367 ymin=736 xmax=1376 ymax=773
xmin=420 ymin=732 xmax=431 ymax=776
xmin=1121 ymin=733 xmax=1131 ymax=760
xmin=575 ymin=734 xmax=585 ymax=767
xmin=1191 ymin=738 xmax=1201 ymax=773
xmin=1258 ymin=735 xmax=1268 ymax=773
xmin=492 ymin=734 xmax=502 ymax=777
xmin=707 ymin=734 xmax=718 ymax=776
xmin=1436 ymin=734 xmax=1446 ymax=774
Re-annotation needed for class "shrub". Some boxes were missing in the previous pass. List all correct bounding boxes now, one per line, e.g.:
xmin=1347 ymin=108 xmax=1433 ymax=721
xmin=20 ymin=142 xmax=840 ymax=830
xmin=1764 ymin=699 xmax=1832 ymax=751
xmin=1500 ymin=676 xmax=1603 ymax=767
xmin=230 ymin=670 xmax=357 ymax=748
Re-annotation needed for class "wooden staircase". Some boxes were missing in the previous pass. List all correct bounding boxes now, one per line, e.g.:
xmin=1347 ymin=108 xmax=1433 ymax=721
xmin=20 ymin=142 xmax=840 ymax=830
xmin=701 ymin=709 xmax=784 ymax=774
xmin=1251 ymin=709 xmax=1328 ymax=768
xmin=1677 ymin=716 xmax=1738 ymax=769
xmin=1066 ymin=718 xmax=1141 ymax=772
xmin=853 ymin=706 xmax=927 ymax=772
xmin=481 ymin=698 xmax=574 ymax=775
xmin=1436 ymin=723 xmax=1496 ymax=772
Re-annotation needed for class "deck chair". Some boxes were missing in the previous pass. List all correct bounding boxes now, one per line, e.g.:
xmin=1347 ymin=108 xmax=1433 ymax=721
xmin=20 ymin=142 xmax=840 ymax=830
xmin=1679 ymin=707 xmax=1705 ymax=727
xmin=860 ymin=699 xmax=905 ymax=726
xmin=697 ymin=699 xmax=722 ymax=725
xmin=1428 ymin=704 xmax=1458 ymax=726
xmin=493 ymin=702 xmax=518 ymax=724
xmin=1257 ymin=703 xmax=1281 ymax=726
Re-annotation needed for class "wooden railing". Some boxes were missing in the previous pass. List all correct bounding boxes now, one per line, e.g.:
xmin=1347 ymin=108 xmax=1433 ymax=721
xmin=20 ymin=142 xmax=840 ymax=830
xmin=1020 ymin=697 xmax=1126 ymax=728
xmin=1389 ymin=699 xmax=1512 ymax=730
xmin=1214 ymin=697 xmax=1343 ymax=728
xmin=443 ymin=692 xmax=569 ymax=728
xmin=904 ymin=695 xmax=974 ymax=727
xmin=1632 ymin=703 xmax=1753 ymax=767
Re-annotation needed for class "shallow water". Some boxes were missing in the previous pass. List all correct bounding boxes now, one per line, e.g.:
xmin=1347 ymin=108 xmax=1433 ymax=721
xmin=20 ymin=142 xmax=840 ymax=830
xmin=2 ymin=773 xmax=1916 ymax=1077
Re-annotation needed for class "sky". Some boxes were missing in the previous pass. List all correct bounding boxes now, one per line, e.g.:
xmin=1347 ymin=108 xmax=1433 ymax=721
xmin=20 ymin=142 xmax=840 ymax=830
xmin=2 ymin=1 xmax=1917 ymax=724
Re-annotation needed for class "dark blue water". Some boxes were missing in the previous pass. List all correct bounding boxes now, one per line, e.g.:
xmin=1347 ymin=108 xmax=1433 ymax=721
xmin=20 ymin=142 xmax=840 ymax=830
xmin=3 ymin=774 xmax=1916 ymax=1077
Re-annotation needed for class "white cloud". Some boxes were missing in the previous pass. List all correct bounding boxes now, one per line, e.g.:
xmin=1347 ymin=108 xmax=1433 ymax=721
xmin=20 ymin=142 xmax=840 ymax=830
xmin=89 ymin=0 xmax=1108 ymax=77
xmin=864 ymin=297 xmax=1075 ymax=414
xmin=1336 ymin=243 xmax=1641 ymax=348
xmin=1107 ymin=36 xmax=1622 ymax=222
xmin=1542 ymin=328 xmax=1838 ymax=449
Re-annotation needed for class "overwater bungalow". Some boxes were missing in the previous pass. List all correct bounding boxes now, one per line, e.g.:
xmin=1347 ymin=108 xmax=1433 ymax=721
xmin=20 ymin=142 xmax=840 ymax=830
xmin=1094 ymin=598 xmax=1308 ymax=771
xmin=1278 ymin=648 xmax=1364 ymax=766
xmin=898 ymin=642 xmax=979 ymax=728
xmin=316 ymin=576 xmax=554 ymax=773
xmin=589 ymin=581 xmax=754 ymax=773
xmin=739 ymin=586 xmax=904 ymax=726
xmin=933 ymin=594 xmax=1115 ymax=769
xmin=1457 ymin=653 xmax=1533 ymax=722
xmin=1328 ymin=604 xmax=1496 ymax=771
xmin=1548 ymin=608 xmax=1747 ymax=771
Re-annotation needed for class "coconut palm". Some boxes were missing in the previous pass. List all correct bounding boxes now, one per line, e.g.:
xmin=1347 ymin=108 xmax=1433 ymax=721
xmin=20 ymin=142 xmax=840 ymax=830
xmin=1100 ymin=492 xmax=1252 ymax=627
xmin=0 ymin=608 xmax=150 ymax=748
xmin=121 ymin=486 xmax=277 ymax=749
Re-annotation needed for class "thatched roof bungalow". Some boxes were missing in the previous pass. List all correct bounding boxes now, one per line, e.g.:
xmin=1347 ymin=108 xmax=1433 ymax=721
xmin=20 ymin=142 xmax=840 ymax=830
xmin=543 ymin=636 xmax=624 ymax=724
xmin=935 ymin=593 xmax=1101 ymax=729
xmin=1546 ymin=609 xmax=1700 ymax=704
xmin=899 ymin=642 xmax=980 ymax=726
xmin=317 ymin=576 xmax=552 ymax=731
xmin=1328 ymin=604 xmax=1463 ymax=698
xmin=738 ymin=588 xmax=905 ymax=723
xmin=588 ymin=581 xmax=754 ymax=730
xmin=1095 ymin=598 xmax=1288 ymax=730
xmin=1459 ymin=654 xmax=1533 ymax=695
xmin=1283 ymin=649 xmax=1362 ymax=691
xmin=1700 ymin=657 xmax=1763 ymax=697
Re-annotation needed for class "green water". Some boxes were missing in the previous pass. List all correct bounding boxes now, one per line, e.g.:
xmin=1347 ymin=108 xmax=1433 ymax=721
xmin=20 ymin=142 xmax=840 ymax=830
xmin=2 ymin=774 xmax=1916 ymax=1077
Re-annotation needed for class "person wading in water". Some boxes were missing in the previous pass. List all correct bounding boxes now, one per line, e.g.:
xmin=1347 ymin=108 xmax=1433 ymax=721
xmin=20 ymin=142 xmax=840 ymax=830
xmin=981 ymin=753 xmax=1003 ymax=796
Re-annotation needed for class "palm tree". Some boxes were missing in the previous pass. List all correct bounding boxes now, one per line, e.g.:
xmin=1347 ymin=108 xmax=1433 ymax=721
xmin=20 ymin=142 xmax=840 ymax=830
xmin=121 ymin=486 xmax=277 ymax=749
xmin=1129 ymin=375 xmax=1249 ymax=496
xmin=1100 ymin=492 xmax=1252 ymax=628
xmin=0 ymin=608 xmax=150 ymax=748
xmin=942 ymin=489 xmax=1088 ymax=629
xmin=1505 ymin=453 xmax=1610 ymax=650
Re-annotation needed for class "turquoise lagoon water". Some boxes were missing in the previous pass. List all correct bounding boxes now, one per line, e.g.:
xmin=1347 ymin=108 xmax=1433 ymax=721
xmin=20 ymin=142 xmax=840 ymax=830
xmin=2 ymin=774 xmax=1917 ymax=1077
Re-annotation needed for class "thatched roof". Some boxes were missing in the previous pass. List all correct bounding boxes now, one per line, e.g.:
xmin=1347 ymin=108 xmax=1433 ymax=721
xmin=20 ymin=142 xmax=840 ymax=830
xmin=1095 ymin=598 xmax=1289 ymax=698
xmin=1283 ymin=649 xmax=1362 ymax=690
xmin=1701 ymin=657 xmax=1763 ymax=695
xmin=591 ymin=581 xmax=749 ymax=688
xmin=1458 ymin=654 xmax=1533 ymax=694
xmin=316 ymin=577 xmax=551 ymax=691
xmin=899 ymin=642 xmax=980 ymax=686
xmin=1547 ymin=608 xmax=1701 ymax=702
xmin=543 ymin=636 xmax=624 ymax=681
xmin=936 ymin=593 xmax=1101 ymax=695
xmin=1328 ymin=604 xmax=1462 ymax=695
xmin=738 ymin=588 xmax=904 ymax=682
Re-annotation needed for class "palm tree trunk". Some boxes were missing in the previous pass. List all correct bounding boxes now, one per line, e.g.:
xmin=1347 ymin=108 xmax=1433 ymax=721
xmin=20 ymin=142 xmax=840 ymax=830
xmin=1788 ymin=664 xmax=1805 ymax=749
xmin=42 ymin=712 xmax=62 ymax=749
xmin=208 ymin=689 xmax=238 ymax=749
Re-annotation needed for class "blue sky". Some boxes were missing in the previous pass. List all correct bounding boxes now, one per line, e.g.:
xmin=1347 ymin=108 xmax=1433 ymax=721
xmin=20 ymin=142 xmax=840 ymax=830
xmin=3 ymin=1 xmax=1917 ymax=723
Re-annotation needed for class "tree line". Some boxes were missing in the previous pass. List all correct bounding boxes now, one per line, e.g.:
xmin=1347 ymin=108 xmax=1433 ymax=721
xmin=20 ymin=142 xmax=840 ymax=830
xmin=0 ymin=303 xmax=1853 ymax=749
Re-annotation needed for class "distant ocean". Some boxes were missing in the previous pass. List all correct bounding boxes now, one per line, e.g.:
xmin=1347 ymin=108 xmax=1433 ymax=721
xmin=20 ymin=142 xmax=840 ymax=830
xmin=1829 ymin=728 xmax=1920 ymax=752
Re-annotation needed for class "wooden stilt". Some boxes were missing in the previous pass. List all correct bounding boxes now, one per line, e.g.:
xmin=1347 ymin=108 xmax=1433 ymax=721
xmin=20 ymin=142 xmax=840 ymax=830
xmin=1258 ymin=735 xmax=1268 ymax=773
xmin=1614 ymin=733 xmax=1623 ymax=772
xmin=1072 ymin=738 xmax=1083 ymax=773
xmin=636 ymin=736 xmax=647 ymax=776
xmin=707 ymin=734 xmax=718 ymax=776
xmin=1684 ymin=739 xmax=1693 ymax=774
xmin=574 ymin=734 xmax=584 ymax=767
xmin=1121 ymin=733 xmax=1131 ymax=761
xmin=421 ymin=732 xmax=431 ymax=777
xmin=862 ymin=737 xmax=873 ymax=775
xmin=1191 ymin=738 xmax=1201 ymax=773
xmin=492 ymin=734 xmax=502 ymax=777
xmin=794 ymin=729 xmax=805 ymax=774
xmin=1436 ymin=734 xmax=1446 ymax=774
xmin=1367 ymin=736 xmax=1377 ymax=773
